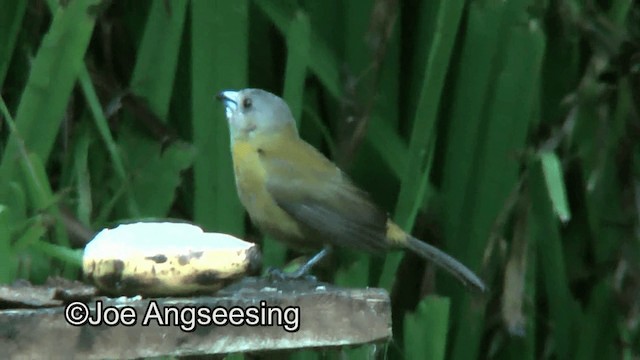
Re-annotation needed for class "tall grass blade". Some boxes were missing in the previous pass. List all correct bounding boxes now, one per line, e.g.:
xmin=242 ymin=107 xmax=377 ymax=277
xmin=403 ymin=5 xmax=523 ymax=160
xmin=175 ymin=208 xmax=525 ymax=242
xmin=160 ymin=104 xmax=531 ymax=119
xmin=191 ymin=1 xmax=248 ymax=234
xmin=379 ymin=0 xmax=465 ymax=291
xmin=0 ymin=0 xmax=27 ymax=87
xmin=404 ymin=296 xmax=450 ymax=360
xmin=129 ymin=0 xmax=188 ymax=121
xmin=0 ymin=0 xmax=100 ymax=180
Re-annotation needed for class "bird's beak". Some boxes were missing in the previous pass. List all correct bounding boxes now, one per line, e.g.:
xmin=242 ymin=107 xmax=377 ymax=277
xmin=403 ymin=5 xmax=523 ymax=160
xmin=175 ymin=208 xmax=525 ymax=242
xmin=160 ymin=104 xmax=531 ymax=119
xmin=216 ymin=90 xmax=239 ymax=119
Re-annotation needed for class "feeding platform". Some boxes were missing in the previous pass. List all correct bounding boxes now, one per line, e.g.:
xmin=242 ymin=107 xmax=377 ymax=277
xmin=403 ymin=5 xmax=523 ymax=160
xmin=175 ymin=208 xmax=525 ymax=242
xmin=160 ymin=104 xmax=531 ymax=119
xmin=0 ymin=277 xmax=391 ymax=358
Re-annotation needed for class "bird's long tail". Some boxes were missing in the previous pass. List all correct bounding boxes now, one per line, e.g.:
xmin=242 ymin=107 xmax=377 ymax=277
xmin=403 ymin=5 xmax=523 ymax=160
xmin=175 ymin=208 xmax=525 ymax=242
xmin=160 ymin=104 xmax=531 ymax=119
xmin=387 ymin=222 xmax=486 ymax=292
xmin=404 ymin=236 xmax=486 ymax=292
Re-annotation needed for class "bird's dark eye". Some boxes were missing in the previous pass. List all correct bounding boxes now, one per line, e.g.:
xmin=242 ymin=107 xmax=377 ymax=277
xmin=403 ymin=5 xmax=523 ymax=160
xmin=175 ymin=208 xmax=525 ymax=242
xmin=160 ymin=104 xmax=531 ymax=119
xmin=242 ymin=97 xmax=252 ymax=109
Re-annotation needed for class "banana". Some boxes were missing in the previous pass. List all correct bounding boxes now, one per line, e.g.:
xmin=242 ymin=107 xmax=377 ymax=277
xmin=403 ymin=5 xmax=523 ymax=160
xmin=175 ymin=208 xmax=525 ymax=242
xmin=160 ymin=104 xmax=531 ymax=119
xmin=83 ymin=222 xmax=261 ymax=296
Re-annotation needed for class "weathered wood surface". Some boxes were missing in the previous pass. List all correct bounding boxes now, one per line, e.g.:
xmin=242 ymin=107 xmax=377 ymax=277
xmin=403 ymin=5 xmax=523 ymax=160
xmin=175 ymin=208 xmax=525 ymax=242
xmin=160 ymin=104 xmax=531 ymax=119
xmin=0 ymin=277 xmax=391 ymax=359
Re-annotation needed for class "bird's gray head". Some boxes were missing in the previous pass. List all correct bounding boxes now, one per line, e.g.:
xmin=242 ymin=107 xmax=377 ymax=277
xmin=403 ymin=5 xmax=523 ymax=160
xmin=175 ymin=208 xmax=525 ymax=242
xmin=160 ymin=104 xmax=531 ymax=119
xmin=216 ymin=89 xmax=297 ymax=142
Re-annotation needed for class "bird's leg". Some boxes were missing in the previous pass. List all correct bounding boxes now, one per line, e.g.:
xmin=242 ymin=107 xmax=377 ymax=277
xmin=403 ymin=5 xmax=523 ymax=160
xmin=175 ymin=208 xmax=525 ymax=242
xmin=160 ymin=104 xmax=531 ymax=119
xmin=267 ymin=246 xmax=332 ymax=281
xmin=290 ymin=246 xmax=332 ymax=278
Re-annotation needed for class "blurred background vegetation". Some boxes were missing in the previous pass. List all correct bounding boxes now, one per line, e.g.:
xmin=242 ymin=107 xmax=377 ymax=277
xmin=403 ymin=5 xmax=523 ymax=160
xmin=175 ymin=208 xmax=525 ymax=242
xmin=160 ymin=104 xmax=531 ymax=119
xmin=1 ymin=0 xmax=639 ymax=358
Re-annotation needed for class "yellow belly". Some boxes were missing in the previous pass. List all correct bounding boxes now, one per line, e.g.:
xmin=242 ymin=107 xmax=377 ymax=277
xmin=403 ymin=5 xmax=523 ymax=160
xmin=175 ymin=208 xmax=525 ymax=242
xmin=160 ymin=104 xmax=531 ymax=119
xmin=231 ymin=140 xmax=309 ymax=248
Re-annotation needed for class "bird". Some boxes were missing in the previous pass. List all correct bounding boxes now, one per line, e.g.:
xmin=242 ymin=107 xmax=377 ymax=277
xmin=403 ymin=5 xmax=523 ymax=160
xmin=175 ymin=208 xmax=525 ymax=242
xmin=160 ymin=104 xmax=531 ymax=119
xmin=216 ymin=88 xmax=486 ymax=292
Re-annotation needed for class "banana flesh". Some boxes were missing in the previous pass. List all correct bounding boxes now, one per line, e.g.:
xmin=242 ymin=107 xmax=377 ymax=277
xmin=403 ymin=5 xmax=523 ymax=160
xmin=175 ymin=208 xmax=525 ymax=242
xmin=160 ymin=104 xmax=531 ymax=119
xmin=83 ymin=222 xmax=261 ymax=296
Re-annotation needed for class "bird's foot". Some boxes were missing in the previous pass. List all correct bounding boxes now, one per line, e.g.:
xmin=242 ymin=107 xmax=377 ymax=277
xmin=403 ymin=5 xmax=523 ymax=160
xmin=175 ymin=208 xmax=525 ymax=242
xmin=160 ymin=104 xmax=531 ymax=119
xmin=264 ymin=247 xmax=332 ymax=282
xmin=266 ymin=267 xmax=317 ymax=282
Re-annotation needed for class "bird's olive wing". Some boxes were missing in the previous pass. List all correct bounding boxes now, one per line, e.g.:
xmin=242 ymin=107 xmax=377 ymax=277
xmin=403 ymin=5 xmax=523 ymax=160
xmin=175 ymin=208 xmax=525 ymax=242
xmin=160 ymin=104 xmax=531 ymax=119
xmin=261 ymin=141 xmax=389 ymax=253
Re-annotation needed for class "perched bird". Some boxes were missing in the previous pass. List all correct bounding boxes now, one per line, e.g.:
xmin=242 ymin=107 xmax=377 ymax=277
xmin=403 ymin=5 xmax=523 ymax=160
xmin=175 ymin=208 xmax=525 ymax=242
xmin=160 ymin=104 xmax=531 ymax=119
xmin=217 ymin=89 xmax=485 ymax=292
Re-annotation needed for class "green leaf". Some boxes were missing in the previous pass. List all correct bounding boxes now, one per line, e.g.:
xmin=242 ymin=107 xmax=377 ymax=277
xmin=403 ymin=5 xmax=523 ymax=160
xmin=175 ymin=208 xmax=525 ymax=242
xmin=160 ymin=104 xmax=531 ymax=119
xmin=0 ymin=206 xmax=18 ymax=283
xmin=72 ymin=121 xmax=93 ymax=226
xmin=191 ymin=0 xmax=247 ymax=234
xmin=18 ymin=153 xmax=75 ymax=277
xmin=283 ymin=10 xmax=311 ymax=123
xmin=575 ymin=281 xmax=616 ymax=360
xmin=0 ymin=0 xmax=27 ymax=87
xmin=530 ymin=159 xmax=578 ymax=359
xmin=13 ymin=219 xmax=47 ymax=253
xmin=404 ymin=296 xmax=451 ymax=360
xmin=0 ymin=0 xmax=100 ymax=181
xmin=78 ymin=67 xmax=140 ymax=217
xmin=539 ymin=151 xmax=571 ymax=223
xmin=448 ymin=7 xmax=545 ymax=360
xmin=255 ymin=0 xmax=342 ymax=99
xmin=334 ymin=254 xmax=371 ymax=288
xmin=118 ymin=128 xmax=196 ymax=218
xmin=261 ymin=235 xmax=288 ymax=269
xmin=365 ymin=115 xmax=408 ymax=179
xmin=129 ymin=0 xmax=188 ymax=121
xmin=378 ymin=0 xmax=465 ymax=291
xmin=33 ymin=241 xmax=83 ymax=268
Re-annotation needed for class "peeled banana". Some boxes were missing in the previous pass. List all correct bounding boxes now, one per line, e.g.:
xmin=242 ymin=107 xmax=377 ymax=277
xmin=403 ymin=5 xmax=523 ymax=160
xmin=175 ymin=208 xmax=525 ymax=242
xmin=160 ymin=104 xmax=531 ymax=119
xmin=83 ymin=222 xmax=261 ymax=296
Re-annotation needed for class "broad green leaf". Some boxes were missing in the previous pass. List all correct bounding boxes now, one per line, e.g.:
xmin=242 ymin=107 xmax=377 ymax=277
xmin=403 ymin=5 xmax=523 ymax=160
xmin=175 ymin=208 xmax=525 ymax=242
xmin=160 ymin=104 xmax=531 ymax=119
xmin=191 ymin=0 xmax=247 ymax=234
xmin=129 ymin=0 xmax=188 ymax=121
xmin=404 ymin=296 xmax=451 ymax=360
xmin=283 ymin=10 xmax=311 ymax=123
xmin=118 ymin=127 xmax=196 ymax=218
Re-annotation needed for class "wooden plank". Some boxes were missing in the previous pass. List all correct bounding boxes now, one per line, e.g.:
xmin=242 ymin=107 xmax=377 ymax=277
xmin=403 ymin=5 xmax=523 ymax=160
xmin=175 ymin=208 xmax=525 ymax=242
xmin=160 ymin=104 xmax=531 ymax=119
xmin=0 ymin=277 xmax=391 ymax=358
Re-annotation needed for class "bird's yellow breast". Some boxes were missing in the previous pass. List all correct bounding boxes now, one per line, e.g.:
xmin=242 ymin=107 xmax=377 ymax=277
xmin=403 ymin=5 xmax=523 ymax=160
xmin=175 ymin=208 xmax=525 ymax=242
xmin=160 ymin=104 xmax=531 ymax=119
xmin=231 ymin=139 xmax=306 ymax=244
